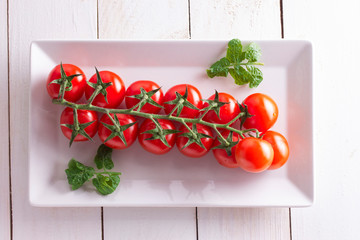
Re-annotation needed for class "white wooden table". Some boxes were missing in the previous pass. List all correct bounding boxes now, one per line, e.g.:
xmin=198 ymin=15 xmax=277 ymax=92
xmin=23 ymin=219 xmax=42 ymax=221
xmin=1 ymin=0 xmax=360 ymax=239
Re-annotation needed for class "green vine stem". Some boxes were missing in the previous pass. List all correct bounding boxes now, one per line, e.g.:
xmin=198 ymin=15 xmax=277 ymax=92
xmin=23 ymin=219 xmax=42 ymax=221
xmin=53 ymin=97 xmax=257 ymax=143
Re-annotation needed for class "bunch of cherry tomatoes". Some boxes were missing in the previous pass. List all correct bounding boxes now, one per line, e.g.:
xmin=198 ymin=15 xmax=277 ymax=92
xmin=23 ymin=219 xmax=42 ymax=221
xmin=47 ymin=63 xmax=289 ymax=173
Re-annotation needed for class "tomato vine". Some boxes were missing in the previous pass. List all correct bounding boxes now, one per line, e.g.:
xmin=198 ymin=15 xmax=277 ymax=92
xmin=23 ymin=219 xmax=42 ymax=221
xmin=52 ymin=65 xmax=259 ymax=149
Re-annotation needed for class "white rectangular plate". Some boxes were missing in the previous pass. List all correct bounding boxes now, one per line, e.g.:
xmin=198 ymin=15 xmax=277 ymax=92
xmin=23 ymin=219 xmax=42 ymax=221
xmin=30 ymin=40 xmax=313 ymax=207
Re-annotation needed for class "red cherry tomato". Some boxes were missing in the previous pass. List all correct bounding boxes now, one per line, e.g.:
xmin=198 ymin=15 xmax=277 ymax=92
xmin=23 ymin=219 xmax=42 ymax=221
xmin=242 ymin=93 xmax=278 ymax=133
xmin=262 ymin=131 xmax=289 ymax=170
xmin=60 ymin=107 xmax=98 ymax=142
xmin=125 ymin=80 xmax=164 ymax=113
xmin=235 ymin=137 xmax=274 ymax=173
xmin=98 ymin=113 xmax=138 ymax=150
xmin=85 ymin=70 xmax=125 ymax=108
xmin=138 ymin=119 xmax=177 ymax=155
xmin=163 ymin=84 xmax=203 ymax=118
xmin=176 ymin=123 xmax=214 ymax=158
xmin=212 ymin=130 xmax=240 ymax=168
xmin=47 ymin=64 xmax=86 ymax=102
xmin=203 ymin=92 xmax=240 ymax=125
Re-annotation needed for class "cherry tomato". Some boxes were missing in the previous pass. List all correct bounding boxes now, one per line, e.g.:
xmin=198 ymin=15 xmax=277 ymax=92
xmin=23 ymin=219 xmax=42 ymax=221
xmin=212 ymin=130 xmax=240 ymax=168
xmin=203 ymin=92 xmax=240 ymax=125
xmin=163 ymin=84 xmax=203 ymax=118
xmin=125 ymin=80 xmax=164 ymax=113
xmin=85 ymin=70 xmax=125 ymax=108
xmin=242 ymin=93 xmax=278 ymax=133
xmin=235 ymin=137 xmax=274 ymax=173
xmin=262 ymin=131 xmax=289 ymax=170
xmin=60 ymin=107 xmax=98 ymax=142
xmin=138 ymin=119 xmax=177 ymax=155
xmin=98 ymin=113 xmax=138 ymax=150
xmin=47 ymin=64 xmax=86 ymax=102
xmin=176 ymin=123 xmax=214 ymax=158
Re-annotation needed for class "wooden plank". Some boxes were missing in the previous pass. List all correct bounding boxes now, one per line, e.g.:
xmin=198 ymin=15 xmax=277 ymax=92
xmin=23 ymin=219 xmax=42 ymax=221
xmin=283 ymin=0 xmax=360 ymax=239
xmin=98 ymin=1 xmax=196 ymax=239
xmin=198 ymin=208 xmax=290 ymax=239
xmin=0 ymin=0 xmax=10 ymax=239
xmin=190 ymin=0 xmax=281 ymax=39
xmin=104 ymin=208 xmax=196 ymax=240
xmin=190 ymin=1 xmax=290 ymax=239
xmin=99 ymin=0 xmax=189 ymax=39
xmin=9 ymin=0 xmax=101 ymax=239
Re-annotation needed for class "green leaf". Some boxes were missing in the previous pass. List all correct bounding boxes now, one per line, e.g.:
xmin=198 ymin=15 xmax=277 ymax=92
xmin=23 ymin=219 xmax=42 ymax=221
xmin=226 ymin=39 xmax=245 ymax=63
xmin=65 ymin=159 xmax=95 ymax=190
xmin=246 ymin=66 xmax=263 ymax=88
xmin=92 ymin=174 xmax=120 ymax=195
xmin=206 ymin=57 xmax=231 ymax=78
xmin=206 ymin=40 xmax=264 ymax=88
xmin=245 ymin=42 xmax=261 ymax=62
xmin=94 ymin=144 xmax=114 ymax=170
xmin=229 ymin=66 xmax=251 ymax=85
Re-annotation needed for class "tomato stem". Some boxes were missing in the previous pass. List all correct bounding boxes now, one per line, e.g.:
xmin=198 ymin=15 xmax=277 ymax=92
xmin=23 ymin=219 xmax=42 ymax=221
xmin=87 ymin=85 xmax=103 ymax=106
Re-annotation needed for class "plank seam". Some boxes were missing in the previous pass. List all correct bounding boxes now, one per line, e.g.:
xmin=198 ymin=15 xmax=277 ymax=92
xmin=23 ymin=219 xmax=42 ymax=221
xmin=280 ymin=0 xmax=284 ymax=38
xmin=7 ymin=0 xmax=13 ymax=239
xmin=101 ymin=207 xmax=104 ymax=240
xmin=289 ymin=208 xmax=293 ymax=240
xmin=97 ymin=0 xmax=99 ymax=39
xmin=187 ymin=0 xmax=192 ymax=39
xmin=196 ymin=207 xmax=199 ymax=240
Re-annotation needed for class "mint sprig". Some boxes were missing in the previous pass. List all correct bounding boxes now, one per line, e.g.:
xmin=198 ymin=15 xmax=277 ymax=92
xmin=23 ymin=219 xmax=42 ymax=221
xmin=65 ymin=159 xmax=95 ymax=190
xmin=207 ymin=39 xmax=264 ymax=88
xmin=94 ymin=144 xmax=114 ymax=170
xmin=65 ymin=144 xmax=121 ymax=195
xmin=92 ymin=174 xmax=120 ymax=195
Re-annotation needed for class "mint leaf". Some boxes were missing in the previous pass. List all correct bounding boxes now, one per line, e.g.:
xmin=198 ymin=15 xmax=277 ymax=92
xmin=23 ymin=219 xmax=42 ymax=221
xmin=206 ymin=39 xmax=264 ymax=88
xmin=246 ymin=66 xmax=263 ymax=88
xmin=94 ymin=144 xmax=114 ymax=170
xmin=64 ymin=144 xmax=122 ymax=195
xmin=226 ymin=39 xmax=245 ymax=63
xmin=65 ymin=159 xmax=95 ymax=190
xmin=245 ymin=42 xmax=261 ymax=62
xmin=92 ymin=174 xmax=120 ymax=195
xmin=206 ymin=57 xmax=231 ymax=78
xmin=229 ymin=66 xmax=251 ymax=85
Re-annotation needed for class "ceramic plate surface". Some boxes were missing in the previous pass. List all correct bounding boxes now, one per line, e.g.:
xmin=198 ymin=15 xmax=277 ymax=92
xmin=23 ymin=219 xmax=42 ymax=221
xmin=30 ymin=40 xmax=313 ymax=207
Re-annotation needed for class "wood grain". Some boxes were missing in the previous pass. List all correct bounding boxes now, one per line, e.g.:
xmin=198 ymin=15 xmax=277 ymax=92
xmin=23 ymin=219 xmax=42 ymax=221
xmin=190 ymin=1 xmax=290 ymax=239
xmin=104 ymin=208 xmax=197 ymax=240
xmin=98 ymin=1 xmax=196 ymax=239
xmin=0 ymin=0 xmax=10 ymax=239
xmin=190 ymin=0 xmax=281 ymax=39
xmin=198 ymin=208 xmax=290 ymax=240
xmin=8 ymin=0 xmax=101 ymax=239
xmin=99 ymin=0 xmax=189 ymax=39
xmin=283 ymin=0 xmax=360 ymax=239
